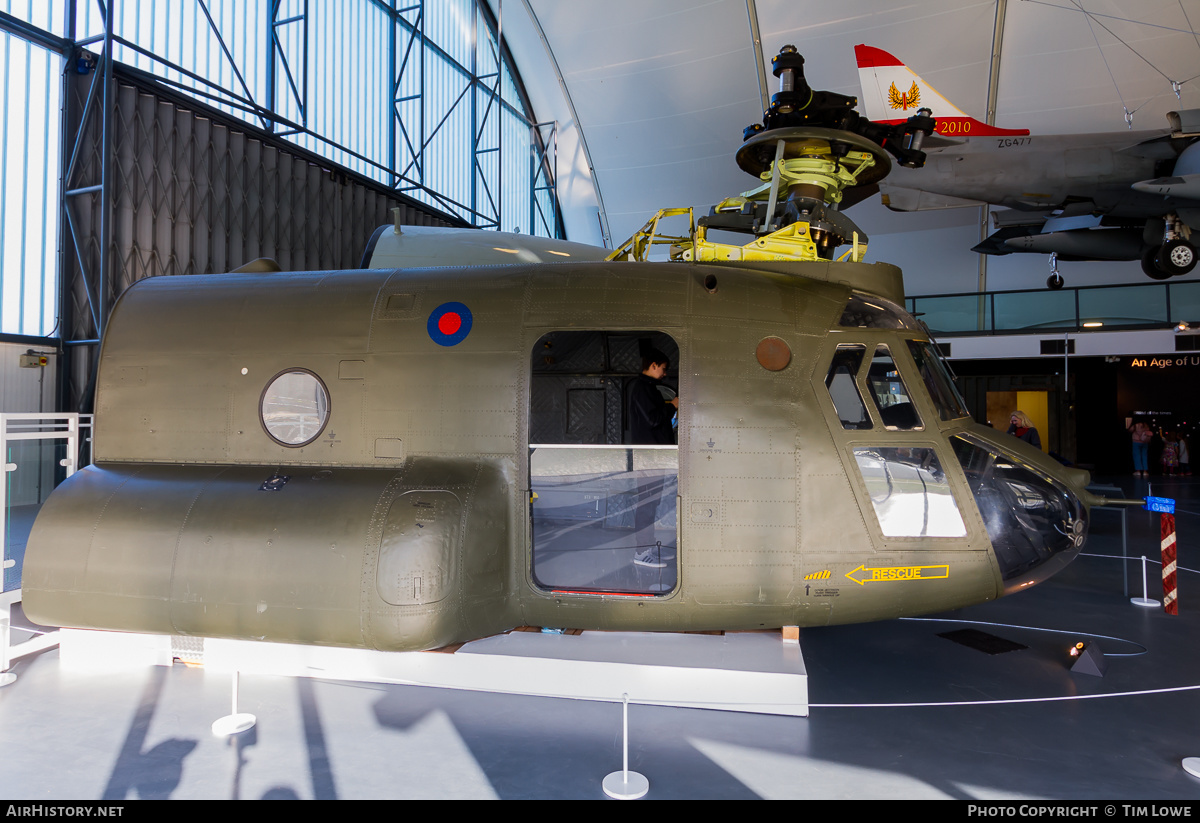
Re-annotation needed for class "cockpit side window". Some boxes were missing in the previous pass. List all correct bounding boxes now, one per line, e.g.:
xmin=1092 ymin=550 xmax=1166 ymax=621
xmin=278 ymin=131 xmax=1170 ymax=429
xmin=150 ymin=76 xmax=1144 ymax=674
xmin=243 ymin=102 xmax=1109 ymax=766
xmin=839 ymin=293 xmax=920 ymax=331
xmin=865 ymin=345 xmax=922 ymax=430
xmin=907 ymin=340 xmax=971 ymax=421
xmin=852 ymin=447 xmax=966 ymax=537
xmin=825 ymin=344 xmax=871 ymax=430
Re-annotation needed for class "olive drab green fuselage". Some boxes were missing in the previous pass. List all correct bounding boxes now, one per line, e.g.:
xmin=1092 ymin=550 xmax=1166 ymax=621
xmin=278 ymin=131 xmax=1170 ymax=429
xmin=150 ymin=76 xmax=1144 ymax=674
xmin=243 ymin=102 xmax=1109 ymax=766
xmin=22 ymin=256 xmax=1088 ymax=651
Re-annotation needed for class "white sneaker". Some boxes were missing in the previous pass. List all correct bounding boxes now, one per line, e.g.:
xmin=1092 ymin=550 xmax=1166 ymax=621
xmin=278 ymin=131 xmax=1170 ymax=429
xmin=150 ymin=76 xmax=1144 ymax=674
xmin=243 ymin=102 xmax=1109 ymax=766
xmin=633 ymin=549 xmax=666 ymax=568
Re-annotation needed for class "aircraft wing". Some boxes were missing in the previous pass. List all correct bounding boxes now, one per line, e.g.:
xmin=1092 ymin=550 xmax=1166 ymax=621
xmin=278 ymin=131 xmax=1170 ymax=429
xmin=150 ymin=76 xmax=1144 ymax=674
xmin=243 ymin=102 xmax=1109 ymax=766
xmin=1115 ymin=133 xmax=1180 ymax=160
xmin=879 ymin=183 xmax=986 ymax=211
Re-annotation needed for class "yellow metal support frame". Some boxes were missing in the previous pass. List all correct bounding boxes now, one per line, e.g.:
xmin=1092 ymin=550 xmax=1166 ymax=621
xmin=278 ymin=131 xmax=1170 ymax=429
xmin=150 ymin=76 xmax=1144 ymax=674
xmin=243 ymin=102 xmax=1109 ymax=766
xmin=609 ymin=138 xmax=875 ymax=265
xmin=607 ymin=208 xmax=867 ymax=264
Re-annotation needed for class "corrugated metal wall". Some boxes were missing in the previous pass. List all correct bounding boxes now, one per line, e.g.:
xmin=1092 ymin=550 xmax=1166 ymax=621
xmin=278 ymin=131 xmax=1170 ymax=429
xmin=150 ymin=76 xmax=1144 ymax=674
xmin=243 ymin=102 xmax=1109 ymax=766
xmin=60 ymin=68 xmax=460 ymax=410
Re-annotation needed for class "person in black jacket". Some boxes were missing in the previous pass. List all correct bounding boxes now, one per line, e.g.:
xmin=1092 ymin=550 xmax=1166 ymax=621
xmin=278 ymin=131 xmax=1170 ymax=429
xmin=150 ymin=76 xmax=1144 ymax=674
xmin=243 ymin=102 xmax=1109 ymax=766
xmin=628 ymin=349 xmax=678 ymax=567
xmin=628 ymin=349 xmax=678 ymax=445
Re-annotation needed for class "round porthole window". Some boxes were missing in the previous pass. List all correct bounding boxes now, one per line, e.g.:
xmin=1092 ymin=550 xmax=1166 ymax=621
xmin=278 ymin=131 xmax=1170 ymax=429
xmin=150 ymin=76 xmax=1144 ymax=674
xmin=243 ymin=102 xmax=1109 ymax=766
xmin=260 ymin=370 xmax=330 ymax=447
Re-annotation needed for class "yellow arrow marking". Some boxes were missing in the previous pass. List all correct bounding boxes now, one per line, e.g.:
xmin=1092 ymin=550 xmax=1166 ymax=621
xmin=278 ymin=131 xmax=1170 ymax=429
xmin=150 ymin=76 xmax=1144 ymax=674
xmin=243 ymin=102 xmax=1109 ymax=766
xmin=845 ymin=564 xmax=950 ymax=586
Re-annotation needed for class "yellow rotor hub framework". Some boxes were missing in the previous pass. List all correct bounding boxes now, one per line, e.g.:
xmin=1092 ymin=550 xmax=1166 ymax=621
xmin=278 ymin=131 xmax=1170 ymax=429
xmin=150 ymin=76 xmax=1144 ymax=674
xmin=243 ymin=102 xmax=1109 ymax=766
xmin=611 ymin=128 xmax=886 ymax=265
xmin=606 ymin=207 xmax=866 ymax=264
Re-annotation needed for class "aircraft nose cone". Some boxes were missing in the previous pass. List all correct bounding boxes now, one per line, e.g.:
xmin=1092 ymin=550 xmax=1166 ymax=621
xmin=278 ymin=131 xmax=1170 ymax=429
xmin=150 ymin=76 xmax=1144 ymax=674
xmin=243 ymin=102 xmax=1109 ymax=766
xmin=951 ymin=435 xmax=1087 ymax=594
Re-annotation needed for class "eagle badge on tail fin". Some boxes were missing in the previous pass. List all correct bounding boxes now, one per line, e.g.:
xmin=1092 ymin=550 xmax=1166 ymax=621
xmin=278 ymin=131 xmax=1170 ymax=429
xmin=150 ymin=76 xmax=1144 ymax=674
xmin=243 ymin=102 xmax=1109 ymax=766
xmin=888 ymin=81 xmax=921 ymax=110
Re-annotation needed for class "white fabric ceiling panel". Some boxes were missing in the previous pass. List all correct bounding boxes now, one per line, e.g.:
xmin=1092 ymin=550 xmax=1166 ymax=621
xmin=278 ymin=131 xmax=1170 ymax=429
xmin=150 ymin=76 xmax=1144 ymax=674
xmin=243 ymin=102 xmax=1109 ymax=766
xmin=998 ymin=0 xmax=1200 ymax=134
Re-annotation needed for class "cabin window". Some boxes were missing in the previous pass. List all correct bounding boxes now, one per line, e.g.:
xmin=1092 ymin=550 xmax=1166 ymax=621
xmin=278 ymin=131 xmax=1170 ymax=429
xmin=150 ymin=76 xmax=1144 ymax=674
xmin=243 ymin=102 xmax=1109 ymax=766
xmin=260 ymin=369 xmax=330 ymax=446
xmin=865 ymin=345 xmax=922 ymax=430
xmin=907 ymin=340 xmax=971 ymax=421
xmin=839 ymin=293 xmax=920 ymax=331
xmin=825 ymin=344 xmax=871 ymax=430
xmin=852 ymin=447 xmax=966 ymax=537
xmin=528 ymin=331 xmax=679 ymax=595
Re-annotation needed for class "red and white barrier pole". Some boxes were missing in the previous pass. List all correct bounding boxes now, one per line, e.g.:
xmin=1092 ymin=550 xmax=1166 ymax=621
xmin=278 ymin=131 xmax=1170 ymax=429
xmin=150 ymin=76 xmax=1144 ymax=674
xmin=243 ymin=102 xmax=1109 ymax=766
xmin=1162 ymin=512 xmax=1178 ymax=615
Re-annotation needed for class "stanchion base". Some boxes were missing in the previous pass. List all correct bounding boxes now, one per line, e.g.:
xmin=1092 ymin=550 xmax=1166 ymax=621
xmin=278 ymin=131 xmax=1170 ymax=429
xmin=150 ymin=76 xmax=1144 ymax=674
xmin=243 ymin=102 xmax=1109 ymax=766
xmin=603 ymin=770 xmax=649 ymax=800
xmin=0 ymin=672 xmax=15 ymax=687
xmin=1183 ymin=758 xmax=1200 ymax=779
xmin=1131 ymin=597 xmax=1160 ymax=608
xmin=211 ymin=713 xmax=256 ymax=736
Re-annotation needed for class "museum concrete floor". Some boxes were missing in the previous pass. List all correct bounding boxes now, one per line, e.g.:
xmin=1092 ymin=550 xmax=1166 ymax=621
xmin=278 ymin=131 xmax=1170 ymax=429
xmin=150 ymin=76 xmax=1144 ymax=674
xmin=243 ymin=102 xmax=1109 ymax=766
xmin=4 ymin=475 xmax=1200 ymax=800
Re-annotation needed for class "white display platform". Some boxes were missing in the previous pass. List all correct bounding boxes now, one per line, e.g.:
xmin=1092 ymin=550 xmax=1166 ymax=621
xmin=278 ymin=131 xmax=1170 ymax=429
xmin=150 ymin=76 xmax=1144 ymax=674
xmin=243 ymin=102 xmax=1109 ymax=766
xmin=58 ymin=628 xmax=808 ymax=716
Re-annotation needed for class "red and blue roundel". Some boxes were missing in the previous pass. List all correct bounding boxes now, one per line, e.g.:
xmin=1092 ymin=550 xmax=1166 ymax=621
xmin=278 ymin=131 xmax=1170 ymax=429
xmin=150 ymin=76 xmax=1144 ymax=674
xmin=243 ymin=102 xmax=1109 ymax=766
xmin=427 ymin=302 xmax=473 ymax=346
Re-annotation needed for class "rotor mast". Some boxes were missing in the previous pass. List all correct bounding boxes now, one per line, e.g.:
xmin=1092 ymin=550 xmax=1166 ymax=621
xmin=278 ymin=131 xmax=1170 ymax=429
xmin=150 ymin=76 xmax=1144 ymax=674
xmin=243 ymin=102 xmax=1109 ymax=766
xmin=610 ymin=45 xmax=936 ymax=265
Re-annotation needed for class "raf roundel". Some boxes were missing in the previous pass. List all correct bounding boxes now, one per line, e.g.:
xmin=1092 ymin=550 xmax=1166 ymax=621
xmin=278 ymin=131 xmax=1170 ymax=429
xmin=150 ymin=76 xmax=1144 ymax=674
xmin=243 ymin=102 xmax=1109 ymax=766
xmin=427 ymin=301 xmax=473 ymax=346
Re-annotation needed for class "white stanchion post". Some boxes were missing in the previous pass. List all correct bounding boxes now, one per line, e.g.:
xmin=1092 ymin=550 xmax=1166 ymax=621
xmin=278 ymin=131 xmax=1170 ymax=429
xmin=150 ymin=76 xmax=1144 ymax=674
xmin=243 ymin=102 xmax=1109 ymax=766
xmin=0 ymin=601 xmax=14 ymax=687
xmin=1132 ymin=555 xmax=1159 ymax=607
xmin=211 ymin=669 xmax=256 ymax=736
xmin=602 ymin=693 xmax=649 ymax=799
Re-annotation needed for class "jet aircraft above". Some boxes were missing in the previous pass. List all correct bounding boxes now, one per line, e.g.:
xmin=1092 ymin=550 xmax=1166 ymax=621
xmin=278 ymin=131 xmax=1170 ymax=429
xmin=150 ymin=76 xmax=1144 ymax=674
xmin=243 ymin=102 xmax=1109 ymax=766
xmin=855 ymin=44 xmax=1200 ymax=287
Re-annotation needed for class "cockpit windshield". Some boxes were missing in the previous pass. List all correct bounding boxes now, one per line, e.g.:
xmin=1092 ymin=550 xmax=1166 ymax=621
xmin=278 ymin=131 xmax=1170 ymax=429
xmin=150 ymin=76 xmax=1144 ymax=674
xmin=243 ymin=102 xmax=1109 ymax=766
xmin=907 ymin=340 xmax=971 ymax=421
xmin=950 ymin=434 xmax=1085 ymax=588
xmin=826 ymin=344 xmax=871 ymax=430
xmin=865 ymin=345 xmax=922 ymax=430
xmin=839 ymin=293 xmax=921 ymax=331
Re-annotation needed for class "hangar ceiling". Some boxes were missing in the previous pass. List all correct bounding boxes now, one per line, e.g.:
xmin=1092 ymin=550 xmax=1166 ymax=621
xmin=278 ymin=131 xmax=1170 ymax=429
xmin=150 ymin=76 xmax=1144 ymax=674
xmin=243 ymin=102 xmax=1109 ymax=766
xmin=497 ymin=0 xmax=1200 ymax=292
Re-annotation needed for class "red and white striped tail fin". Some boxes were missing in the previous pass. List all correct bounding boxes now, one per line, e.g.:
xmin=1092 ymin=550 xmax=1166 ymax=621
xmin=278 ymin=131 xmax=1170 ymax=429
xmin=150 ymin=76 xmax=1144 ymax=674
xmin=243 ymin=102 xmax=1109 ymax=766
xmin=853 ymin=44 xmax=1029 ymax=137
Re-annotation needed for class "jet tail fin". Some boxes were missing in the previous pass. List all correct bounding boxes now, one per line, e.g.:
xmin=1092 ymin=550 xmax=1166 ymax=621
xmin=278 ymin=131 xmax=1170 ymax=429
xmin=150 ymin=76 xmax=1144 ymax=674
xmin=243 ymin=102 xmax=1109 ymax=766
xmin=854 ymin=45 xmax=1029 ymax=137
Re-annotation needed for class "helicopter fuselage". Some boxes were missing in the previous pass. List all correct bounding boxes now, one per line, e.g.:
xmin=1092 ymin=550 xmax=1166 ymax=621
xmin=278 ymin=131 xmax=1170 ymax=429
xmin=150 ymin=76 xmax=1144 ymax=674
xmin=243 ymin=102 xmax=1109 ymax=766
xmin=22 ymin=255 xmax=1088 ymax=651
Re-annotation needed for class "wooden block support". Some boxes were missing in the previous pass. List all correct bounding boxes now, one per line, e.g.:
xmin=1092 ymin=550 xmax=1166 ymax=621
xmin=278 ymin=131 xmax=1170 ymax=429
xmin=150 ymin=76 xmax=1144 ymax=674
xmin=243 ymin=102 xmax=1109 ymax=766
xmin=782 ymin=626 xmax=799 ymax=644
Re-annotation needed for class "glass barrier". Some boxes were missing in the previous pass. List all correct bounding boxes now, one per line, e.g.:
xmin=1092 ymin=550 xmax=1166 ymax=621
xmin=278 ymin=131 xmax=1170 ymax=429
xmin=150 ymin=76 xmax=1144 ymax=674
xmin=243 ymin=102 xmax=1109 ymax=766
xmin=908 ymin=280 xmax=1200 ymax=335
xmin=1077 ymin=284 xmax=1167 ymax=326
xmin=1 ymin=414 xmax=89 ymax=593
xmin=530 ymin=445 xmax=677 ymax=595
xmin=909 ymin=294 xmax=992 ymax=335
xmin=1170 ymin=281 xmax=1200 ymax=323
xmin=992 ymin=289 xmax=1077 ymax=331
xmin=4 ymin=440 xmax=67 ymax=592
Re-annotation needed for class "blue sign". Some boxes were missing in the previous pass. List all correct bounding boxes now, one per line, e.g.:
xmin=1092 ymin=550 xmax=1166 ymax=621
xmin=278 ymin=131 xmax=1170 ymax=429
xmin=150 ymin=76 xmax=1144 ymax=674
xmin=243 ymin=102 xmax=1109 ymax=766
xmin=1145 ymin=496 xmax=1176 ymax=514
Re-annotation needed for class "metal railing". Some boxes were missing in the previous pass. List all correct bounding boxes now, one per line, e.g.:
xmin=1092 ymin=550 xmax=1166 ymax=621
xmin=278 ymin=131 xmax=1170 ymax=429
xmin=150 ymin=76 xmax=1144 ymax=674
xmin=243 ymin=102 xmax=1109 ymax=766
xmin=3 ymin=412 xmax=91 ymax=593
xmin=907 ymin=280 xmax=1200 ymax=336
xmin=1 ymin=413 xmax=92 ymax=681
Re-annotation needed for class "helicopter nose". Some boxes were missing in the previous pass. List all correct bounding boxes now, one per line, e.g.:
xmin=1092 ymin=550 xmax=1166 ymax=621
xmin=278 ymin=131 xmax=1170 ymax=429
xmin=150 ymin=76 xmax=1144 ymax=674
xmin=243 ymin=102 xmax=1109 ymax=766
xmin=951 ymin=435 xmax=1088 ymax=595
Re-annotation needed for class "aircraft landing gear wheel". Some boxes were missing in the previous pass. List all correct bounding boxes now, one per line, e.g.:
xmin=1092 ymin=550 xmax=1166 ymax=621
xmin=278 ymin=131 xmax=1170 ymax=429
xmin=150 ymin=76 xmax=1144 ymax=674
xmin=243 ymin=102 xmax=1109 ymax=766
xmin=1142 ymin=246 xmax=1172 ymax=280
xmin=1047 ymin=273 xmax=1065 ymax=290
xmin=1157 ymin=239 xmax=1197 ymax=276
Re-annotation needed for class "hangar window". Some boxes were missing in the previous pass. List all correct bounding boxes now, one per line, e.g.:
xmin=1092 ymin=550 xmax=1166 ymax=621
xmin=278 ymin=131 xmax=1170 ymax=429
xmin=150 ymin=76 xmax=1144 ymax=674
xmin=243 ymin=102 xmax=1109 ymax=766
xmin=865 ymin=345 xmax=922 ymax=430
xmin=260 ymin=370 xmax=330 ymax=447
xmin=825 ymin=344 xmax=871 ymax=430
xmin=528 ymin=331 xmax=679 ymax=596
xmin=853 ymin=447 xmax=966 ymax=537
